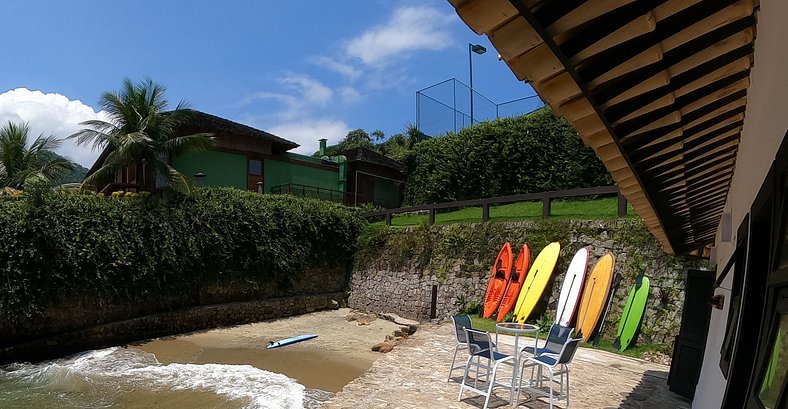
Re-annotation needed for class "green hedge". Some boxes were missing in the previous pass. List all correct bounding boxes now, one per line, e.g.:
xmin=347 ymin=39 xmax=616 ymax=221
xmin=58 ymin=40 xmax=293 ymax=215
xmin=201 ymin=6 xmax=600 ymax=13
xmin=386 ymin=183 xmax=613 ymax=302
xmin=405 ymin=108 xmax=613 ymax=204
xmin=0 ymin=187 xmax=364 ymax=320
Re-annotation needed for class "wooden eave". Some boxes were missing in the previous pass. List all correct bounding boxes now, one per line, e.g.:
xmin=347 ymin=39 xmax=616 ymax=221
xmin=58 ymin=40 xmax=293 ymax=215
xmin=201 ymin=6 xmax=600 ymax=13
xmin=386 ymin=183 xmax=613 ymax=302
xmin=449 ymin=0 xmax=757 ymax=254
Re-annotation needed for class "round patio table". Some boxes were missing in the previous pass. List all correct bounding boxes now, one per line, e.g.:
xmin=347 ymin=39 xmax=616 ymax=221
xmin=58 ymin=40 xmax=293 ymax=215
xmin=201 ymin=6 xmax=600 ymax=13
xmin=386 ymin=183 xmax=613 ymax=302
xmin=495 ymin=322 xmax=540 ymax=404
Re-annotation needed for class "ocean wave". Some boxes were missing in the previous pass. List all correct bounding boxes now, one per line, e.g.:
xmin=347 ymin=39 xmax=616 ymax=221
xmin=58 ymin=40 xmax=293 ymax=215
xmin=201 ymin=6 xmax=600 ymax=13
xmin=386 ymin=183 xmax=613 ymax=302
xmin=1 ymin=347 xmax=325 ymax=408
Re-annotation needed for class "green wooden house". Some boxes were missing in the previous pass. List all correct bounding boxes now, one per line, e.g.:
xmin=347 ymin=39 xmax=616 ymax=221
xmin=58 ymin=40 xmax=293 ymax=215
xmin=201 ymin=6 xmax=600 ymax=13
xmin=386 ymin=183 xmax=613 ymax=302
xmin=85 ymin=110 xmax=403 ymax=207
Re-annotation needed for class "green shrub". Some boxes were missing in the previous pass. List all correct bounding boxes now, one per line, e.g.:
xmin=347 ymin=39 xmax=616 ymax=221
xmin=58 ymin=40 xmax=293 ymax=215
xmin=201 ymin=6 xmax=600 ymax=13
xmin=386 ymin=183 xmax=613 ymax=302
xmin=0 ymin=187 xmax=364 ymax=320
xmin=405 ymin=107 xmax=613 ymax=205
xmin=454 ymin=293 xmax=481 ymax=316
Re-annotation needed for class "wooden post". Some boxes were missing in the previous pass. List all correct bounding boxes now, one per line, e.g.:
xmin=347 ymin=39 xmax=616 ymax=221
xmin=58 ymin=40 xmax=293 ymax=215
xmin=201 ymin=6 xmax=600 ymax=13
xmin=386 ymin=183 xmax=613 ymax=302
xmin=542 ymin=197 xmax=551 ymax=218
xmin=430 ymin=285 xmax=438 ymax=319
xmin=617 ymin=193 xmax=628 ymax=217
xmin=429 ymin=208 xmax=436 ymax=225
xmin=482 ymin=203 xmax=490 ymax=221
xmin=385 ymin=213 xmax=392 ymax=225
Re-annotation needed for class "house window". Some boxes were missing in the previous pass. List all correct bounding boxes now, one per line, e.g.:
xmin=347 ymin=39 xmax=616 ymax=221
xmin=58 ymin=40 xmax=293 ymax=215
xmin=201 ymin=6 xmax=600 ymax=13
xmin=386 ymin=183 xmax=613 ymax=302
xmin=720 ymin=214 xmax=749 ymax=379
xmin=249 ymin=159 xmax=262 ymax=176
xmin=755 ymin=171 xmax=788 ymax=408
xmin=778 ymin=176 xmax=788 ymax=271
xmin=758 ymin=312 xmax=788 ymax=409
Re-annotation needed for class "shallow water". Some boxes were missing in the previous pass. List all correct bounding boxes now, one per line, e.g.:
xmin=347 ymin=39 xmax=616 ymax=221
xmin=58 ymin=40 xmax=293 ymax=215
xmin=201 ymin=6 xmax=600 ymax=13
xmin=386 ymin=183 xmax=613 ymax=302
xmin=0 ymin=347 xmax=331 ymax=409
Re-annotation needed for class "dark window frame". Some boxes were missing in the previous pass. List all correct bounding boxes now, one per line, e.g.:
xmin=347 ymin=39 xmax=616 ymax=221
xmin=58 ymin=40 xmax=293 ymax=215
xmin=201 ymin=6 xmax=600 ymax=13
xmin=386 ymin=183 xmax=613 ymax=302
xmin=750 ymin=289 xmax=788 ymax=409
xmin=248 ymin=159 xmax=263 ymax=176
xmin=723 ymin=150 xmax=780 ymax=407
xmin=720 ymin=214 xmax=750 ymax=378
xmin=745 ymin=133 xmax=788 ymax=408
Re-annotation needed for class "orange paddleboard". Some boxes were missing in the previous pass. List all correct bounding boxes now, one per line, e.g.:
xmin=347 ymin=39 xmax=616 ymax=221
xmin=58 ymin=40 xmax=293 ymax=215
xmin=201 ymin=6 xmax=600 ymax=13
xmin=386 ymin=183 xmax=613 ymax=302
xmin=575 ymin=253 xmax=615 ymax=342
xmin=496 ymin=244 xmax=530 ymax=322
xmin=482 ymin=243 xmax=513 ymax=318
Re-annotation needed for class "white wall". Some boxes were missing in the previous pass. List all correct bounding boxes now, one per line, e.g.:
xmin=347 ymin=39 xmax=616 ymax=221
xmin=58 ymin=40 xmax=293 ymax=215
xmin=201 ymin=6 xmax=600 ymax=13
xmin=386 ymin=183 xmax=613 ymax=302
xmin=693 ymin=0 xmax=788 ymax=406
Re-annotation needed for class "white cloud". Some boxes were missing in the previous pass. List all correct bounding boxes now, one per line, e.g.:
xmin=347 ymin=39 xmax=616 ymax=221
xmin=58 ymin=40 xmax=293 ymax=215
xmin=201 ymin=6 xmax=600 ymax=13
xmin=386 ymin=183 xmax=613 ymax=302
xmin=242 ymin=74 xmax=335 ymax=122
xmin=0 ymin=88 xmax=108 ymax=167
xmin=340 ymin=87 xmax=362 ymax=104
xmin=280 ymin=74 xmax=333 ymax=104
xmin=243 ymin=91 xmax=300 ymax=121
xmin=344 ymin=5 xmax=454 ymax=66
xmin=308 ymin=56 xmax=362 ymax=80
xmin=266 ymin=119 xmax=350 ymax=155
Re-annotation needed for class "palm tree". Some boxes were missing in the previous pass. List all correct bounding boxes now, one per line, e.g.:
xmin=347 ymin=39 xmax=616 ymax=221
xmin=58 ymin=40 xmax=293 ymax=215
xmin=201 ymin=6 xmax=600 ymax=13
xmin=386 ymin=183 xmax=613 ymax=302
xmin=403 ymin=123 xmax=428 ymax=149
xmin=70 ymin=78 xmax=214 ymax=194
xmin=0 ymin=121 xmax=74 ymax=188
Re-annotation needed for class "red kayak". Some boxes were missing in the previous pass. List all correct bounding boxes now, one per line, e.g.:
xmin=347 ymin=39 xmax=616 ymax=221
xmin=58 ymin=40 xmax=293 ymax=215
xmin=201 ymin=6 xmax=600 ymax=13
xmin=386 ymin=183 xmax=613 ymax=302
xmin=496 ymin=244 xmax=531 ymax=322
xmin=482 ymin=243 xmax=514 ymax=319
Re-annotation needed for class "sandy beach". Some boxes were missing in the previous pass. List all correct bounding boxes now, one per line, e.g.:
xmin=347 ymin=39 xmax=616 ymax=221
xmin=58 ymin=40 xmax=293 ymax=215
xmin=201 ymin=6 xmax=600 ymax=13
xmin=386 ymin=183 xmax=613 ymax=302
xmin=134 ymin=308 xmax=402 ymax=393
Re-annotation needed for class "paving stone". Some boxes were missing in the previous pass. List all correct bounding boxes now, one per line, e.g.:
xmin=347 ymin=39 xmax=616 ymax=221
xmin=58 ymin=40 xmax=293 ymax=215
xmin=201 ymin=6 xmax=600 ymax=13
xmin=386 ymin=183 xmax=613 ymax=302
xmin=323 ymin=323 xmax=691 ymax=409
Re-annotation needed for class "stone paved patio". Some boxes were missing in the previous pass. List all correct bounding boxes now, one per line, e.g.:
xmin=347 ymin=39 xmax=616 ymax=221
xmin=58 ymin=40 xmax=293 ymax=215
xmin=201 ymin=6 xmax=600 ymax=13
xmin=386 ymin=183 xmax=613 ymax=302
xmin=322 ymin=323 xmax=691 ymax=409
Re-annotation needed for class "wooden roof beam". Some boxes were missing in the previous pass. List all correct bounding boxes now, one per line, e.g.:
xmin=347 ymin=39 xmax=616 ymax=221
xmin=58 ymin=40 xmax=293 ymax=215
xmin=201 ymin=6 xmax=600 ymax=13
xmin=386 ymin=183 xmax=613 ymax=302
xmin=450 ymin=0 xmax=519 ymax=35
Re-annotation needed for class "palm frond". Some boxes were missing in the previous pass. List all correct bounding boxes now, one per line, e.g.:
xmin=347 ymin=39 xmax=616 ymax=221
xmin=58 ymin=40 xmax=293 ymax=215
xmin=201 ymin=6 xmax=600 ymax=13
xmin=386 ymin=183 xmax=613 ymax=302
xmin=0 ymin=121 xmax=77 ymax=188
xmin=82 ymin=163 xmax=119 ymax=192
xmin=167 ymin=166 xmax=194 ymax=195
xmin=76 ymin=119 xmax=118 ymax=133
xmin=164 ymin=133 xmax=215 ymax=156
xmin=152 ymin=159 xmax=193 ymax=195
xmin=28 ymin=134 xmax=63 ymax=155
xmin=82 ymin=78 xmax=211 ymax=195
xmin=69 ymin=128 xmax=116 ymax=151
xmin=39 ymin=157 xmax=75 ymax=181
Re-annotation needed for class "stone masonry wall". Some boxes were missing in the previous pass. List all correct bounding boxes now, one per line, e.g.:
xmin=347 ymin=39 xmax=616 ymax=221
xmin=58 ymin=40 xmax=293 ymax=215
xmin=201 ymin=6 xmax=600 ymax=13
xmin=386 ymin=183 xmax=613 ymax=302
xmin=349 ymin=219 xmax=707 ymax=345
xmin=1 ymin=292 xmax=344 ymax=363
xmin=0 ymin=267 xmax=347 ymax=363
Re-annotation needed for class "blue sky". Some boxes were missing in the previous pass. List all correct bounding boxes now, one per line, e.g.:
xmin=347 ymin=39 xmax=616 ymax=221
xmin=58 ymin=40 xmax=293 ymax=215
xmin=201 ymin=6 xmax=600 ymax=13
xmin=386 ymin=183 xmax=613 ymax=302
xmin=0 ymin=1 xmax=538 ymax=166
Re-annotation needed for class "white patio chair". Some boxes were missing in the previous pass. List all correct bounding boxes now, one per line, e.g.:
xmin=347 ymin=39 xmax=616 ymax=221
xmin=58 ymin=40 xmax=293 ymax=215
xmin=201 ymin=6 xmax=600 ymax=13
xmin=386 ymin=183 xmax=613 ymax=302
xmin=458 ymin=328 xmax=516 ymax=409
xmin=518 ymin=335 xmax=583 ymax=409
xmin=448 ymin=314 xmax=473 ymax=382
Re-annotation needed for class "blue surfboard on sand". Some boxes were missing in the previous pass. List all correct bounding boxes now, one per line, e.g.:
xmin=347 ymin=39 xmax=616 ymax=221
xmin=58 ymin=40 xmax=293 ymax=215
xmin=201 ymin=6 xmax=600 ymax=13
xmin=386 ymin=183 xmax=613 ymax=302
xmin=266 ymin=334 xmax=318 ymax=349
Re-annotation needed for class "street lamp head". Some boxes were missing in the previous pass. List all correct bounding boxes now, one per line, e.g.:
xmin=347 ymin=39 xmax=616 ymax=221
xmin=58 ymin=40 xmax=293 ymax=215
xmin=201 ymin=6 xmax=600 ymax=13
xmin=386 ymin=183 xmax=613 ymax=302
xmin=470 ymin=43 xmax=487 ymax=55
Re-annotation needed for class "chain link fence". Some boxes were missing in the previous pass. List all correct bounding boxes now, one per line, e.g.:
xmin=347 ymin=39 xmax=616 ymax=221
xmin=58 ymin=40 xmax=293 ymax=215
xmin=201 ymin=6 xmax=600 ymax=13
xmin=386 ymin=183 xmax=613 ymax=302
xmin=416 ymin=78 xmax=544 ymax=136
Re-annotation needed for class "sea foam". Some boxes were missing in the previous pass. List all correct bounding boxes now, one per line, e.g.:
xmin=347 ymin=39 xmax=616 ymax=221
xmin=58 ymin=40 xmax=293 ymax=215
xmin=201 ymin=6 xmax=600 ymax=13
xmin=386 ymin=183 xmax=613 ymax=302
xmin=1 ymin=347 xmax=322 ymax=408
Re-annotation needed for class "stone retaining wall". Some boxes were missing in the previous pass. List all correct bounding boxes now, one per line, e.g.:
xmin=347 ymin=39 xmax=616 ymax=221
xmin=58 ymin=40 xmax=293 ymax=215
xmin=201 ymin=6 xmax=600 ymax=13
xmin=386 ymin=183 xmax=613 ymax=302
xmin=1 ymin=292 xmax=344 ymax=363
xmin=349 ymin=219 xmax=708 ymax=345
xmin=0 ymin=267 xmax=347 ymax=363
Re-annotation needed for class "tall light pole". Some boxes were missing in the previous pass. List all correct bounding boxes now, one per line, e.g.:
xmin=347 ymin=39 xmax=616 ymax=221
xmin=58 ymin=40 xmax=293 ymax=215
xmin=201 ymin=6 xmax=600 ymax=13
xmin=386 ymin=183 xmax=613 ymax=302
xmin=469 ymin=43 xmax=487 ymax=126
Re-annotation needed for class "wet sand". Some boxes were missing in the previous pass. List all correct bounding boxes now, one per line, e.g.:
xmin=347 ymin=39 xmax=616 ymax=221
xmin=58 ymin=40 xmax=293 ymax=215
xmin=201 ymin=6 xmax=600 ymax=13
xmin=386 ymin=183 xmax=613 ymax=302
xmin=135 ymin=308 xmax=401 ymax=393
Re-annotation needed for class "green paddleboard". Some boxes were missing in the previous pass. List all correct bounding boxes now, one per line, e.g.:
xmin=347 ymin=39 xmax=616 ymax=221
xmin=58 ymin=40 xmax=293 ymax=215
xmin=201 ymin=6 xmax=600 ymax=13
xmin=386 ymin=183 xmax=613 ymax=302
xmin=615 ymin=276 xmax=650 ymax=351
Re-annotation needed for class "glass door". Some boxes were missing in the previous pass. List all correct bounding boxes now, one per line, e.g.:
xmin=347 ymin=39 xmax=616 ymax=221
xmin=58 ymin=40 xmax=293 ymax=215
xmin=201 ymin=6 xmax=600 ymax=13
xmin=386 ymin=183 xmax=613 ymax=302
xmin=746 ymin=134 xmax=788 ymax=409
xmin=755 ymin=297 xmax=788 ymax=409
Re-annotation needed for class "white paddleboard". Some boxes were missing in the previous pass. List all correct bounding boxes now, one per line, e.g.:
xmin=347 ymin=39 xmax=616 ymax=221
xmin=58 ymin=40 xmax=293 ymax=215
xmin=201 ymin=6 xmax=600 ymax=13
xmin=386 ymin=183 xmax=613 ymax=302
xmin=555 ymin=247 xmax=589 ymax=326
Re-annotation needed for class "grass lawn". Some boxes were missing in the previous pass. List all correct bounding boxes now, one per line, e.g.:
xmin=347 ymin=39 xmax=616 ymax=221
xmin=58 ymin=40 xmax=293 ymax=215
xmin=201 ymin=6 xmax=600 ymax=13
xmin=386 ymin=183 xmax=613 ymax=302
xmin=385 ymin=197 xmax=634 ymax=227
xmin=468 ymin=315 xmax=669 ymax=360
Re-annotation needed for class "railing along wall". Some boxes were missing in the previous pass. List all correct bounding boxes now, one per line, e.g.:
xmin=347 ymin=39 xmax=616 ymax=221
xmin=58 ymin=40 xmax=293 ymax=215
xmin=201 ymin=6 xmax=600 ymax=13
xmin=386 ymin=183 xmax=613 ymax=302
xmin=362 ymin=186 xmax=627 ymax=225
xmin=270 ymin=183 xmax=345 ymax=204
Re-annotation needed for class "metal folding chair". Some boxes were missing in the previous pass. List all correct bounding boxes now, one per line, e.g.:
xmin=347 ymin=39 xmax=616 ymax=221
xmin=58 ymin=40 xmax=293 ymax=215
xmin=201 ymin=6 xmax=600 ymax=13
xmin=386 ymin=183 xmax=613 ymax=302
xmin=448 ymin=315 xmax=472 ymax=382
xmin=521 ymin=323 xmax=574 ymax=357
xmin=458 ymin=328 xmax=516 ymax=409
xmin=519 ymin=335 xmax=583 ymax=409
